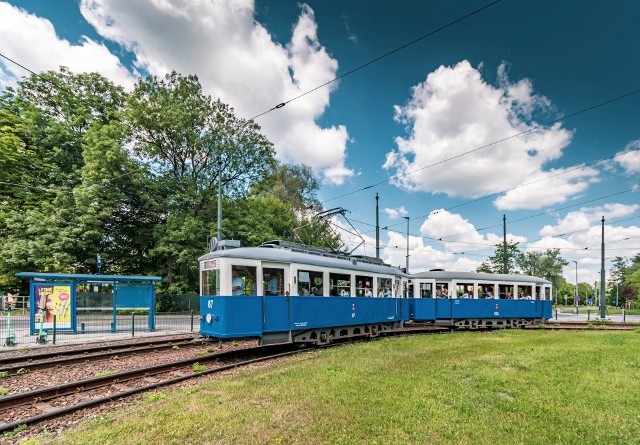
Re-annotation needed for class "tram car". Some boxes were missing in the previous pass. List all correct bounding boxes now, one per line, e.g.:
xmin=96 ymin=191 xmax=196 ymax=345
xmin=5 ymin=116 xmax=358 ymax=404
xmin=198 ymin=240 xmax=553 ymax=345
xmin=407 ymin=270 xmax=552 ymax=329
xmin=199 ymin=240 xmax=408 ymax=345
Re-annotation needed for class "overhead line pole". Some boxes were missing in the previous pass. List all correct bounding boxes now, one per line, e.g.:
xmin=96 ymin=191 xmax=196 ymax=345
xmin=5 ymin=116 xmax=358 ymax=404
xmin=503 ymin=215 xmax=507 ymax=274
xmin=600 ymin=216 xmax=606 ymax=319
xmin=376 ymin=193 xmax=380 ymax=259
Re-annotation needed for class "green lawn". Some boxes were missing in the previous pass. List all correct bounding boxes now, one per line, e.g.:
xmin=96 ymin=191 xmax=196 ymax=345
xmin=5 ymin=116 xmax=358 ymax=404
xmin=28 ymin=330 xmax=640 ymax=445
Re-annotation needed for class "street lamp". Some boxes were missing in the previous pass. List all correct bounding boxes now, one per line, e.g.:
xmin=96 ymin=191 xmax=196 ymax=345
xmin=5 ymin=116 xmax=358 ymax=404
xmin=402 ymin=216 xmax=410 ymax=274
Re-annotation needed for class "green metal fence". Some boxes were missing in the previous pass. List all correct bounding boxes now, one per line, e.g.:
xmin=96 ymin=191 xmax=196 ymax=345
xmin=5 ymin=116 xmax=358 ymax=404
xmin=1 ymin=294 xmax=201 ymax=348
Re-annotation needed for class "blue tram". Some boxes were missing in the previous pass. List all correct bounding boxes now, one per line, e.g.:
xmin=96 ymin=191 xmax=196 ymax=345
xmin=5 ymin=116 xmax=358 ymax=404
xmin=199 ymin=240 xmax=552 ymax=345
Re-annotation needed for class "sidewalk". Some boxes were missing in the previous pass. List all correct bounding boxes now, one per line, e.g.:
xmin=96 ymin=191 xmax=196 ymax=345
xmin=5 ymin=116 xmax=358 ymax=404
xmin=549 ymin=309 xmax=640 ymax=323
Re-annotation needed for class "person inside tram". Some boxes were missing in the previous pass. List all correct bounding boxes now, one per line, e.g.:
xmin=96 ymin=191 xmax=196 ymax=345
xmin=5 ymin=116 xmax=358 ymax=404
xmin=231 ymin=270 xmax=245 ymax=295
xmin=441 ymin=287 xmax=449 ymax=298
xmin=267 ymin=275 xmax=278 ymax=295
xmin=384 ymin=286 xmax=392 ymax=298
xmin=364 ymin=287 xmax=373 ymax=297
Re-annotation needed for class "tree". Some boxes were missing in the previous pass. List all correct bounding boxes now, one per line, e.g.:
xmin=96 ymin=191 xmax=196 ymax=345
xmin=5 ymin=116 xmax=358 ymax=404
xmin=0 ymin=68 xmax=134 ymax=292
xmin=251 ymin=163 xmax=322 ymax=213
xmin=476 ymin=242 xmax=523 ymax=274
xmin=518 ymin=249 xmax=568 ymax=292
xmin=126 ymin=72 xmax=277 ymax=292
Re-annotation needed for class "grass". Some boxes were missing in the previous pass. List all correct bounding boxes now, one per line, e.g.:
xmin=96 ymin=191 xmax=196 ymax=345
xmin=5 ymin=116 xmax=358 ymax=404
xmin=46 ymin=331 xmax=640 ymax=445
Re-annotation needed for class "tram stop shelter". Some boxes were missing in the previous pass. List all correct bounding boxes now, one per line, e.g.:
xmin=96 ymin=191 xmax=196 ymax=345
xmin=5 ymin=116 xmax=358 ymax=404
xmin=16 ymin=272 xmax=162 ymax=335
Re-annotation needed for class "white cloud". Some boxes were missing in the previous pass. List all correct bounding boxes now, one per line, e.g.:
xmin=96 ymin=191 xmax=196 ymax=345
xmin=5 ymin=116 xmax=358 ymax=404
xmin=539 ymin=203 xmax=640 ymax=237
xmin=79 ymin=0 xmax=354 ymax=184
xmin=419 ymin=209 xmax=526 ymax=253
xmin=383 ymin=206 xmax=408 ymax=219
xmin=614 ymin=141 xmax=640 ymax=174
xmin=0 ymin=2 xmax=135 ymax=89
xmin=383 ymin=60 xmax=598 ymax=210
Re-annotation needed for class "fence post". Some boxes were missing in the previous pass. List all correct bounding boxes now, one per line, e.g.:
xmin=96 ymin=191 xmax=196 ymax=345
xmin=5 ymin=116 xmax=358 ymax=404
xmin=555 ymin=308 xmax=558 ymax=320
xmin=190 ymin=310 xmax=194 ymax=332
xmin=623 ymin=308 xmax=626 ymax=322
xmin=131 ymin=313 xmax=135 ymax=337
xmin=587 ymin=310 xmax=590 ymax=321
xmin=53 ymin=315 xmax=57 ymax=345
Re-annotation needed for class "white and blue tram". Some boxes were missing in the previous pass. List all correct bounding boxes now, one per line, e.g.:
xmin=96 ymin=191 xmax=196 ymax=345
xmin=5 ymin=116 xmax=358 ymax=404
xmin=199 ymin=240 xmax=552 ymax=344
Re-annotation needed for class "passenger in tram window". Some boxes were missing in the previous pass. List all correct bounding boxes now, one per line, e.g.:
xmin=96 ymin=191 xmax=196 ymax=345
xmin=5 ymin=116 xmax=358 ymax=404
xmin=364 ymin=287 xmax=373 ymax=297
xmin=442 ymin=287 xmax=448 ymax=298
xmin=384 ymin=287 xmax=392 ymax=298
xmin=508 ymin=292 xmax=513 ymax=299
xmin=310 ymin=286 xmax=317 ymax=295
xmin=487 ymin=291 xmax=493 ymax=299
xmin=231 ymin=270 xmax=245 ymax=296
xmin=300 ymin=286 xmax=310 ymax=296
xmin=267 ymin=275 xmax=278 ymax=295
xmin=462 ymin=291 xmax=469 ymax=298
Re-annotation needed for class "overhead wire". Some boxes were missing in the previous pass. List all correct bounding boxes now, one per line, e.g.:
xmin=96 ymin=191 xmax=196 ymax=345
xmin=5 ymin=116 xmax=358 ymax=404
xmin=248 ymin=0 xmax=503 ymax=121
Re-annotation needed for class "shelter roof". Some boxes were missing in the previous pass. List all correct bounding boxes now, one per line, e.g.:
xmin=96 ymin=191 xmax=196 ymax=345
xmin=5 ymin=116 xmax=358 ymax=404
xmin=15 ymin=272 xmax=162 ymax=283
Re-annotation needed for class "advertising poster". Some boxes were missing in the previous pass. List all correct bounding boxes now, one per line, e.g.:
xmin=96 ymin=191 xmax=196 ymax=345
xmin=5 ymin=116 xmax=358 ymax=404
xmin=34 ymin=285 xmax=71 ymax=329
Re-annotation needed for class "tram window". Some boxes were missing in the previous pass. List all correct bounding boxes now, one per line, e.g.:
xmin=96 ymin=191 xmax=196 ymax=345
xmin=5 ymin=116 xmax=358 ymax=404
xmin=202 ymin=269 xmax=219 ymax=296
xmin=436 ymin=283 xmax=449 ymax=298
xmin=419 ymin=283 xmax=432 ymax=298
xmin=330 ymin=273 xmax=351 ymax=296
xmin=231 ymin=265 xmax=257 ymax=296
xmin=264 ymin=268 xmax=284 ymax=295
xmin=298 ymin=270 xmax=323 ymax=296
xmin=377 ymin=277 xmax=392 ymax=297
xmin=355 ymin=275 xmax=373 ymax=297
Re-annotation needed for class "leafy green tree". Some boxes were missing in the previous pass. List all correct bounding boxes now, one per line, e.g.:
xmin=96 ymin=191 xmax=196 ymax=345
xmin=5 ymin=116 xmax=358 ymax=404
xmin=251 ymin=163 xmax=322 ymax=212
xmin=126 ymin=72 xmax=277 ymax=292
xmin=518 ymin=249 xmax=568 ymax=292
xmin=476 ymin=242 xmax=523 ymax=274
xmin=0 ymin=68 xmax=132 ymax=291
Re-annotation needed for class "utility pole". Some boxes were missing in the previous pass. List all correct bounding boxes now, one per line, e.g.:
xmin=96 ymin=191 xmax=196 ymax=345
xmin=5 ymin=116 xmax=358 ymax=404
xmin=600 ymin=216 xmax=606 ymax=319
xmin=217 ymin=155 xmax=222 ymax=241
xmin=403 ymin=216 xmax=410 ymax=273
xmin=375 ymin=193 xmax=380 ymax=259
xmin=502 ymin=214 xmax=507 ymax=274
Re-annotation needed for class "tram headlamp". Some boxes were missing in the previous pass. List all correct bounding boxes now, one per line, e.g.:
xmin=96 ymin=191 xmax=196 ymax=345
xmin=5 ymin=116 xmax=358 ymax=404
xmin=206 ymin=313 xmax=213 ymax=324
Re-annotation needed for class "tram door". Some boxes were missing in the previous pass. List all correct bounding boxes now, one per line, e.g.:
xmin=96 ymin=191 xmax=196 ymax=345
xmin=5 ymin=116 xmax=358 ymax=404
xmin=261 ymin=262 xmax=290 ymax=330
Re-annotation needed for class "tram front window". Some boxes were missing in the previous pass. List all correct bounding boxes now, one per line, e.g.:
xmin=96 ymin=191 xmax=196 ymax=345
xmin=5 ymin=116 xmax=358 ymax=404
xmin=201 ymin=269 xmax=219 ymax=296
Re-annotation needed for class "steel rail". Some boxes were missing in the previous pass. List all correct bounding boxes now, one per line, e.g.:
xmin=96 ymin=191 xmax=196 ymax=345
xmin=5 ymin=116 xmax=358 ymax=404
xmin=0 ymin=335 xmax=197 ymax=367
xmin=0 ymin=344 xmax=294 ymax=411
xmin=0 ymin=345 xmax=304 ymax=434
xmin=0 ymin=340 xmax=199 ymax=375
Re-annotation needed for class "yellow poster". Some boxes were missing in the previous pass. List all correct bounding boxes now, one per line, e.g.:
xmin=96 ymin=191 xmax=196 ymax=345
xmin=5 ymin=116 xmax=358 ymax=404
xmin=35 ymin=285 xmax=71 ymax=329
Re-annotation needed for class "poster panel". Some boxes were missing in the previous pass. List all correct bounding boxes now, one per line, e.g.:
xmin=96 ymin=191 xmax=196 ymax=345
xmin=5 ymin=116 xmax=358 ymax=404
xmin=34 ymin=285 xmax=72 ymax=329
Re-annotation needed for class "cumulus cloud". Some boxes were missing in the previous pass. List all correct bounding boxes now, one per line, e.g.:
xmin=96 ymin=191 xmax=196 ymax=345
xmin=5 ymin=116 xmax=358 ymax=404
xmin=539 ymin=203 xmax=640 ymax=237
xmin=0 ymin=2 xmax=135 ymax=88
xmin=383 ymin=206 xmax=409 ymax=219
xmin=79 ymin=0 xmax=354 ymax=184
xmin=614 ymin=141 xmax=640 ymax=175
xmin=383 ymin=60 xmax=598 ymax=210
xmin=419 ymin=209 xmax=527 ymax=253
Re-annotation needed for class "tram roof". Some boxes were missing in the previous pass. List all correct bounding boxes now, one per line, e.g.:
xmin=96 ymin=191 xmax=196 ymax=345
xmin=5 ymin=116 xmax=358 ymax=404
xmin=199 ymin=245 xmax=406 ymax=276
xmin=409 ymin=270 xmax=551 ymax=285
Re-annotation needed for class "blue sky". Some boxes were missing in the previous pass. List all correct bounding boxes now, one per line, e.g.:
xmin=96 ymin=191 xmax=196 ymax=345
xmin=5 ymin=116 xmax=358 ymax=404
xmin=1 ymin=0 xmax=639 ymax=288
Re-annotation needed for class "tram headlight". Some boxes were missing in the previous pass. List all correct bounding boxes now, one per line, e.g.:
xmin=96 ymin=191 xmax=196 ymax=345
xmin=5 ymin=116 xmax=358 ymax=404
xmin=206 ymin=313 xmax=213 ymax=324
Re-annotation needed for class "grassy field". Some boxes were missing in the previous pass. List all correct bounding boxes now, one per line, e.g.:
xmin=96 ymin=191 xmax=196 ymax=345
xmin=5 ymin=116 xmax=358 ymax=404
xmin=25 ymin=330 xmax=640 ymax=445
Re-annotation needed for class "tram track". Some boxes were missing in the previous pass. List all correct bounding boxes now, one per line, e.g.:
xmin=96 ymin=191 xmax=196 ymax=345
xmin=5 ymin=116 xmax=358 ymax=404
xmin=0 ymin=338 xmax=202 ymax=376
xmin=0 ymin=343 xmax=304 ymax=434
